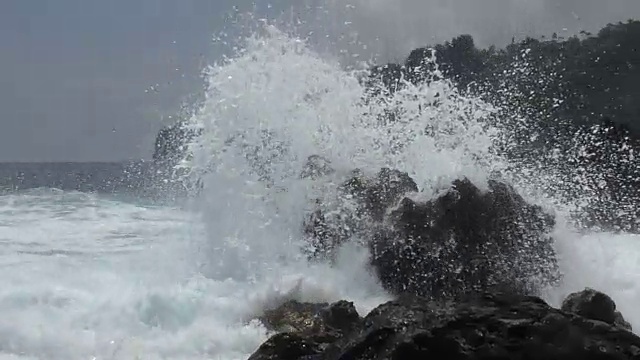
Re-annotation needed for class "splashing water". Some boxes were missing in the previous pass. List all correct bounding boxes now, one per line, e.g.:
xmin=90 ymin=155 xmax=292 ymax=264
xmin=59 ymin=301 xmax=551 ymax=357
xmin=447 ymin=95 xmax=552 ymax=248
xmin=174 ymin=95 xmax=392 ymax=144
xmin=169 ymin=23 xmax=640 ymax=358
xmin=181 ymin=24 xmax=505 ymax=283
xmin=0 ymin=12 xmax=638 ymax=360
xmin=185 ymin=26 xmax=501 ymax=190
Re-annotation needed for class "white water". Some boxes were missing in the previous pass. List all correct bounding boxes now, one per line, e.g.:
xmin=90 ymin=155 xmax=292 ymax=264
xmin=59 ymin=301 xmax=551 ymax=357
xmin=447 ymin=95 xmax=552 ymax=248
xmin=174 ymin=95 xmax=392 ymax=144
xmin=1 ymin=24 xmax=639 ymax=360
xmin=0 ymin=189 xmax=387 ymax=359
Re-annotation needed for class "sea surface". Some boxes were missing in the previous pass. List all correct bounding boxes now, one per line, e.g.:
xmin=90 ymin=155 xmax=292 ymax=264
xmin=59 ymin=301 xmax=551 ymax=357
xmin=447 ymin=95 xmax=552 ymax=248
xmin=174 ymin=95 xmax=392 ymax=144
xmin=0 ymin=162 xmax=389 ymax=359
xmin=1 ymin=162 xmax=639 ymax=360
xmin=2 ymin=24 xmax=639 ymax=360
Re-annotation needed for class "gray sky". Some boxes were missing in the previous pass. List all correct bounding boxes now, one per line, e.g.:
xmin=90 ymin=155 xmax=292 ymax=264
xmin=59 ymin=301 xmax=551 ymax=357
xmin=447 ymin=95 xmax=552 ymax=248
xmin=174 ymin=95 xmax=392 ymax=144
xmin=1 ymin=1 xmax=639 ymax=162
xmin=323 ymin=0 xmax=640 ymax=62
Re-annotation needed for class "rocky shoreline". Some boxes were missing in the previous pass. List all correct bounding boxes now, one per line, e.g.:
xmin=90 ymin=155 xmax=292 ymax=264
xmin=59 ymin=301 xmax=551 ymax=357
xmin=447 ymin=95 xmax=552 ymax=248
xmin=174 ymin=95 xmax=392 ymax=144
xmin=249 ymin=289 xmax=636 ymax=359
xmin=300 ymin=158 xmax=559 ymax=301
xmin=148 ymin=20 xmax=640 ymax=358
xmin=245 ymin=157 xmax=638 ymax=359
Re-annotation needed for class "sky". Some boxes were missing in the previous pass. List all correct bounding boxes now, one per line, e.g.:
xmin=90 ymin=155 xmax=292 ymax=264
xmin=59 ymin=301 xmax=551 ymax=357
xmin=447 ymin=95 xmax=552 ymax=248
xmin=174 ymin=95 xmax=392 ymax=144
xmin=1 ymin=0 xmax=639 ymax=162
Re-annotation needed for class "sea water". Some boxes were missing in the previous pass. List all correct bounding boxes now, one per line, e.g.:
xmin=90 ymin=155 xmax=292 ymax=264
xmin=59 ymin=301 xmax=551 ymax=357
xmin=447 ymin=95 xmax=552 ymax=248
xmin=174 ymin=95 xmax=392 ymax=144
xmin=0 ymin=23 xmax=638 ymax=360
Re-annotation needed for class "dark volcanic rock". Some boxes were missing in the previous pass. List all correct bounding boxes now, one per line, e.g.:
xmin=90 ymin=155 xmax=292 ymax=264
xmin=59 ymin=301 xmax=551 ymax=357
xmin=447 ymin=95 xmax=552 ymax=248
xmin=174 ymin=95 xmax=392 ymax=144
xmin=339 ymin=168 xmax=419 ymax=222
xmin=259 ymin=300 xmax=360 ymax=337
xmin=250 ymin=292 xmax=640 ymax=360
xmin=248 ymin=333 xmax=324 ymax=360
xmin=561 ymin=288 xmax=632 ymax=331
xmin=322 ymin=300 xmax=362 ymax=334
xmin=302 ymin=167 xmax=418 ymax=259
xmin=370 ymin=178 xmax=559 ymax=299
xmin=328 ymin=293 xmax=640 ymax=360
xmin=253 ymin=300 xmax=362 ymax=360
xmin=304 ymin=166 xmax=559 ymax=300
xmin=260 ymin=301 xmax=331 ymax=335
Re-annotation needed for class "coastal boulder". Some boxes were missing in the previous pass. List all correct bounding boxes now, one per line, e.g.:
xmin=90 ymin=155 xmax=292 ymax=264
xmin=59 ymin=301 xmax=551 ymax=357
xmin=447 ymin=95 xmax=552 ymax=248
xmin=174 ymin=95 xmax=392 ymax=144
xmin=259 ymin=300 xmax=360 ymax=337
xmin=251 ymin=300 xmax=362 ymax=360
xmin=561 ymin=288 xmax=632 ymax=331
xmin=247 ymin=333 xmax=324 ymax=360
xmin=303 ymin=166 xmax=559 ymax=300
xmin=370 ymin=178 xmax=560 ymax=299
xmin=302 ymin=167 xmax=418 ymax=259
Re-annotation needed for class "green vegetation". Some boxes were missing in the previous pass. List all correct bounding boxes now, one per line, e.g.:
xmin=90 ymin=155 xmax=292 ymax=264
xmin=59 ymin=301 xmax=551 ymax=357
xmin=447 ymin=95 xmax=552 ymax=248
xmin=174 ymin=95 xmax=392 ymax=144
xmin=403 ymin=20 xmax=640 ymax=134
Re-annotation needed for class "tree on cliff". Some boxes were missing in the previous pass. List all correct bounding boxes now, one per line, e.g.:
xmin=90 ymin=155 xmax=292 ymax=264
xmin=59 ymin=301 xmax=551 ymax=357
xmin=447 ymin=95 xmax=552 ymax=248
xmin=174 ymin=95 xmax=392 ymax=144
xmin=403 ymin=19 xmax=640 ymax=134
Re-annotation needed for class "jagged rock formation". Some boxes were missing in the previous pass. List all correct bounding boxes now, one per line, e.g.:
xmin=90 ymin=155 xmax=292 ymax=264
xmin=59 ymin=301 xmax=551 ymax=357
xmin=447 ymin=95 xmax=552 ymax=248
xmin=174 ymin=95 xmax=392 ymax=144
xmin=370 ymin=178 xmax=559 ymax=299
xmin=250 ymin=289 xmax=639 ymax=360
xmin=302 ymin=166 xmax=418 ymax=260
xmin=250 ymin=300 xmax=361 ymax=360
xmin=302 ymin=159 xmax=559 ymax=300
xmin=561 ymin=288 xmax=632 ymax=332
xmin=259 ymin=300 xmax=361 ymax=337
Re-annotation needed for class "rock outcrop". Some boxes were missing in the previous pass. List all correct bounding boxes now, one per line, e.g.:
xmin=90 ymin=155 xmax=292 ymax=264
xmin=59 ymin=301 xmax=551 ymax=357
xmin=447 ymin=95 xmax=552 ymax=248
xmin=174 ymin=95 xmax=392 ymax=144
xmin=302 ymin=166 xmax=418 ymax=260
xmin=259 ymin=300 xmax=360 ymax=336
xmin=250 ymin=300 xmax=361 ymax=360
xmin=371 ymin=178 xmax=559 ymax=300
xmin=561 ymin=288 xmax=632 ymax=331
xmin=303 ymin=161 xmax=559 ymax=300
xmin=250 ymin=290 xmax=639 ymax=360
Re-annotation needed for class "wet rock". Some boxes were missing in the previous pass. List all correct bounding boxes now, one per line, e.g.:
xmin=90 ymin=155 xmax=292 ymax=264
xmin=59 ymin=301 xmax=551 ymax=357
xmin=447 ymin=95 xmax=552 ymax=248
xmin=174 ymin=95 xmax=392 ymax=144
xmin=259 ymin=300 xmax=361 ymax=338
xmin=303 ymin=167 xmax=558 ymax=299
xmin=253 ymin=300 xmax=362 ymax=360
xmin=321 ymin=300 xmax=362 ymax=334
xmin=260 ymin=301 xmax=330 ymax=334
xmin=370 ymin=178 xmax=559 ymax=300
xmin=250 ymin=292 xmax=640 ymax=360
xmin=616 ymin=312 xmax=633 ymax=332
xmin=340 ymin=167 xmax=419 ymax=222
xmin=248 ymin=333 xmax=324 ymax=360
xmin=302 ymin=167 xmax=418 ymax=259
xmin=561 ymin=288 xmax=632 ymax=331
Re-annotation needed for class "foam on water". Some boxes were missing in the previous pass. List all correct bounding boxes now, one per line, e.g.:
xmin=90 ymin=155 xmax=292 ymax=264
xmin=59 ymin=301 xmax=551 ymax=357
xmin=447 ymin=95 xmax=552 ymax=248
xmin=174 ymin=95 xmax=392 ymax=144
xmin=0 ymin=188 xmax=389 ymax=359
xmin=1 ymin=20 xmax=639 ymax=360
